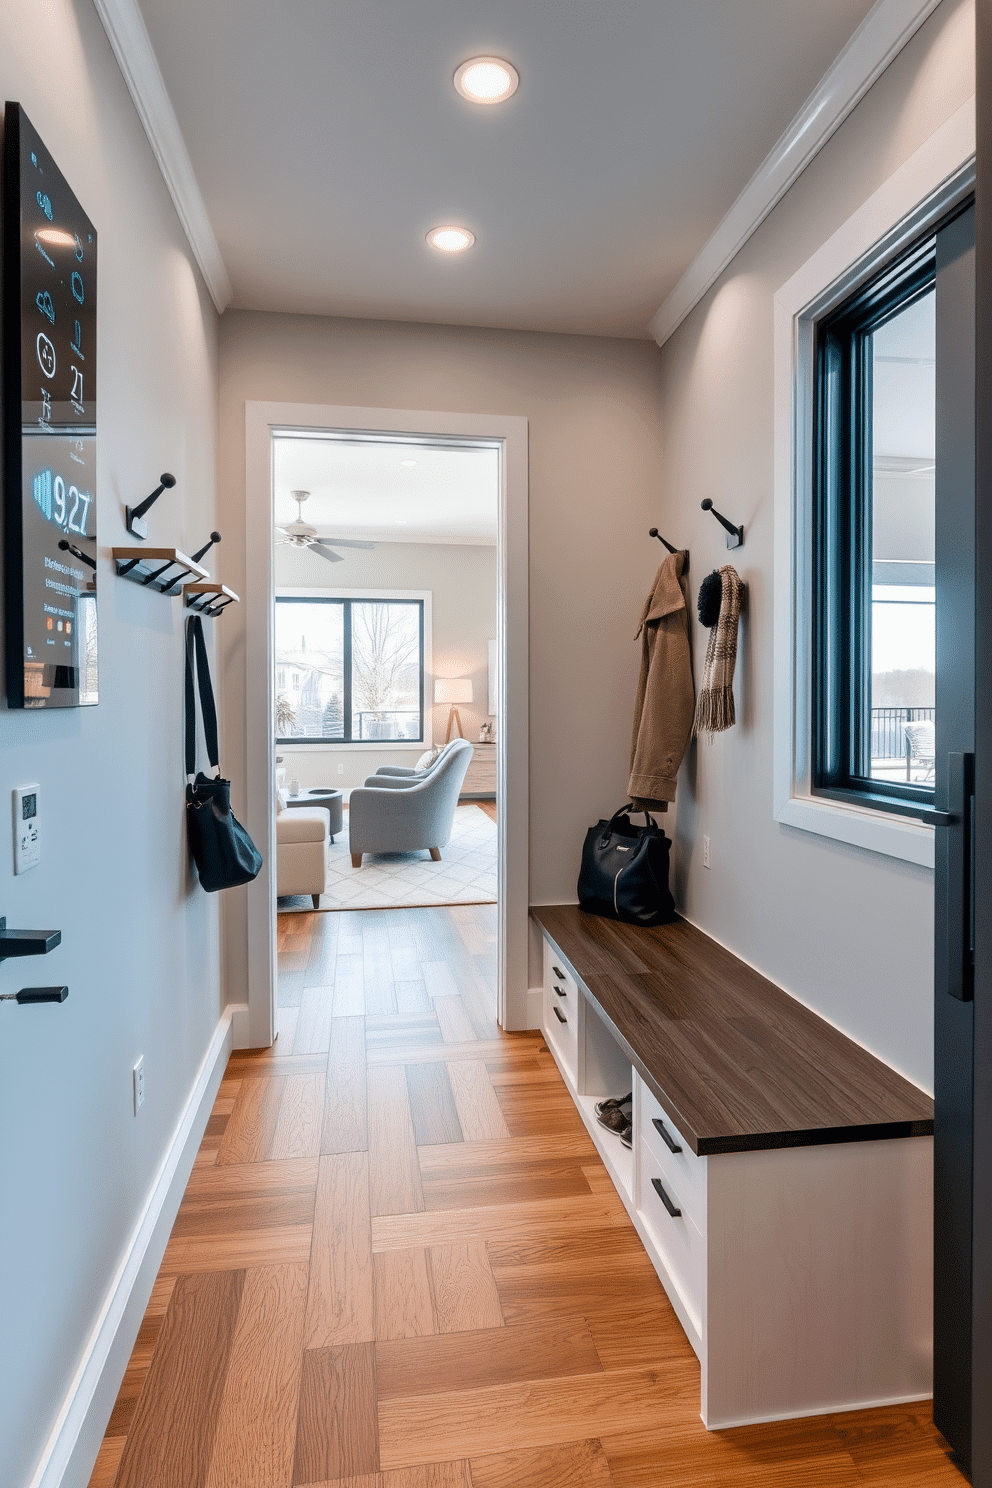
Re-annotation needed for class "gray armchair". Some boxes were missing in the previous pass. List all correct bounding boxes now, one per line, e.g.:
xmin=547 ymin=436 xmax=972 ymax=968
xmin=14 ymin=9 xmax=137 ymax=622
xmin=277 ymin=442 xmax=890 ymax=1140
xmin=348 ymin=738 xmax=473 ymax=867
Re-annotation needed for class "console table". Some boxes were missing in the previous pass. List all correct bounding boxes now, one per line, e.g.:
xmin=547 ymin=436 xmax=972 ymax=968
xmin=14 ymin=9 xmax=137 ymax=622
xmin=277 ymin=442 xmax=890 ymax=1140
xmin=460 ymin=741 xmax=496 ymax=799
xmin=532 ymin=904 xmax=934 ymax=1430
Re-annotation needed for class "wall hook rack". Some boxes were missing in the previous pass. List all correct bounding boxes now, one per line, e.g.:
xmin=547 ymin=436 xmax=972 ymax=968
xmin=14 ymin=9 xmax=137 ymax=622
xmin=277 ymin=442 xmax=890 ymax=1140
xmin=701 ymin=499 xmax=744 ymax=550
xmin=184 ymin=581 xmax=240 ymax=617
xmin=191 ymin=531 xmax=222 ymax=565
xmin=126 ymin=472 xmax=176 ymax=540
xmin=649 ymin=528 xmax=689 ymax=571
xmin=58 ymin=538 xmax=96 ymax=571
xmin=113 ymin=547 xmax=209 ymax=596
xmin=0 ymin=917 xmax=61 ymax=962
xmin=0 ymin=986 xmax=68 ymax=1004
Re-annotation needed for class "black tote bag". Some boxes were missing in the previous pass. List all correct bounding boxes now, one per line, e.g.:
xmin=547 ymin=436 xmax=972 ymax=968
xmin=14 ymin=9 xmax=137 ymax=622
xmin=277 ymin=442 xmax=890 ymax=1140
xmin=577 ymin=805 xmax=676 ymax=927
xmin=185 ymin=615 xmax=262 ymax=892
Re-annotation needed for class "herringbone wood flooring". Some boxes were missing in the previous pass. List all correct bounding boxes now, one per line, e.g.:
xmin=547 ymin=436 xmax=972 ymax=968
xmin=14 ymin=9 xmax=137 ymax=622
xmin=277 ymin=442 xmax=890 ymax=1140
xmin=89 ymin=905 xmax=962 ymax=1487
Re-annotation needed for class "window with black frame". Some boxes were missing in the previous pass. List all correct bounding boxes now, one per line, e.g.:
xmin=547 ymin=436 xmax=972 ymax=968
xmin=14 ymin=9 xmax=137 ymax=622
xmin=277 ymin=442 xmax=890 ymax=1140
xmin=812 ymin=233 xmax=936 ymax=815
xmin=275 ymin=596 xmax=424 ymax=743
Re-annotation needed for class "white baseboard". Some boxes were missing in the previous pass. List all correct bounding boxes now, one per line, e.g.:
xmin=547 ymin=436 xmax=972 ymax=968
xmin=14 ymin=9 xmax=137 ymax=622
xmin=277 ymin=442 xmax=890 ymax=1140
xmin=526 ymin=986 xmax=543 ymax=1029
xmin=28 ymin=1007 xmax=234 ymax=1488
xmin=229 ymin=1002 xmax=251 ymax=1049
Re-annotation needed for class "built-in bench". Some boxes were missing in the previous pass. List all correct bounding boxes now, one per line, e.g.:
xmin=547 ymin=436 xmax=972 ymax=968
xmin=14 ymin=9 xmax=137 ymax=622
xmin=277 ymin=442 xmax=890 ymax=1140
xmin=531 ymin=904 xmax=934 ymax=1430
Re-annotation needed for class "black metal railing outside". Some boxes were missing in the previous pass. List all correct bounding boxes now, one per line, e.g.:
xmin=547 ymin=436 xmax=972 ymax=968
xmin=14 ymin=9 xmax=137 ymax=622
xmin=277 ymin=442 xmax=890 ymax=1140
xmin=871 ymin=706 xmax=935 ymax=759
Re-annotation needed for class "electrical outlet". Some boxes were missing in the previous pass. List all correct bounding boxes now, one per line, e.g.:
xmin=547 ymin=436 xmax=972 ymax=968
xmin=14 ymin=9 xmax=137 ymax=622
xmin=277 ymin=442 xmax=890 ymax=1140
xmin=703 ymin=835 xmax=711 ymax=869
xmin=337 ymin=764 xmax=344 ymax=775
xmin=133 ymin=1057 xmax=145 ymax=1114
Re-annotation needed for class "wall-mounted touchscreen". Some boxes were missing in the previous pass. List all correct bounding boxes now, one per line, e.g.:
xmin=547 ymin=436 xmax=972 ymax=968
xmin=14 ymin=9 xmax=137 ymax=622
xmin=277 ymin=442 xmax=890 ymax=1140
xmin=3 ymin=103 xmax=97 ymax=708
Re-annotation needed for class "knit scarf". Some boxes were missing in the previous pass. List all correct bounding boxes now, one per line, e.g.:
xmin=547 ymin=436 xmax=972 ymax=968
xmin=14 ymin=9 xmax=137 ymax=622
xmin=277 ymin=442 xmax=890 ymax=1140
xmin=693 ymin=565 xmax=744 ymax=735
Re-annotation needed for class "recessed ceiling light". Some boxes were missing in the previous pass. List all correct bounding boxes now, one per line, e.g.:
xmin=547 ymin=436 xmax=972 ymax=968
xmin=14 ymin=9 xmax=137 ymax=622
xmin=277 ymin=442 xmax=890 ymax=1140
xmin=454 ymin=56 xmax=519 ymax=105
xmin=400 ymin=458 xmax=418 ymax=467
xmin=427 ymin=225 xmax=475 ymax=253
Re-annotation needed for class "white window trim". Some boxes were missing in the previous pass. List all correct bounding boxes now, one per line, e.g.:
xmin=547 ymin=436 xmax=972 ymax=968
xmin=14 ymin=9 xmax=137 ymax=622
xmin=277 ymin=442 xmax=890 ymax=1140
xmin=772 ymin=97 xmax=974 ymax=871
xmin=275 ymin=585 xmax=433 ymax=750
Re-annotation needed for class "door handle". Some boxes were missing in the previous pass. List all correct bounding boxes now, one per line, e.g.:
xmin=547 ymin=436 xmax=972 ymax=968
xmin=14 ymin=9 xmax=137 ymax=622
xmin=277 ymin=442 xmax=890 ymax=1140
xmin=929 ymin=752 xmax=974 ymax=1002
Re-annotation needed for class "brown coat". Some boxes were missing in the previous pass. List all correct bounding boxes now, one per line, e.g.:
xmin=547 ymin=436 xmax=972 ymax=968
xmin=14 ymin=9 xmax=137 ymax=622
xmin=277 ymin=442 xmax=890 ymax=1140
xmin=627 ymin=551 xmax=694 ymax=809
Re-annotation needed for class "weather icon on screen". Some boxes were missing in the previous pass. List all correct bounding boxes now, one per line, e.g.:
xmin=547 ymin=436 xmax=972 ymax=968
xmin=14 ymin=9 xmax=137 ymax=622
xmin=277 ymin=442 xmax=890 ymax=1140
xmin=36 ymin=333 xmax=56 ymax=379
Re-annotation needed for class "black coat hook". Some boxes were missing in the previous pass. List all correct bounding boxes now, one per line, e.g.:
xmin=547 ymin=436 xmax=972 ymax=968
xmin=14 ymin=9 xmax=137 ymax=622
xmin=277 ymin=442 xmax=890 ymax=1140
xmin=58 ymin=538 xmax=96 ymax=571
xmin=701 ymin=499 xmax=744 ymax=550
xmin=191 ymin=531 xmax=222 ymax=565
xmin=649 ymin=529 xmax=689 ymax=572
xmin=126 ymin=472 xmax=176 ymax=540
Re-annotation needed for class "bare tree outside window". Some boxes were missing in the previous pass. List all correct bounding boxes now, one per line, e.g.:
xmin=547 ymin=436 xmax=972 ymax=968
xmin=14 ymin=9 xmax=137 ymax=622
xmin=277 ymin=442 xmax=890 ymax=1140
xmin=351 ymin=602 xmax=420 ymax=739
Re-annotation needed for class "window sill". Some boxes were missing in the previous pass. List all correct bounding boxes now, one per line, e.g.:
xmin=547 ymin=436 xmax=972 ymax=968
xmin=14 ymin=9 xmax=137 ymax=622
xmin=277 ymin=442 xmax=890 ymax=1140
xmin=776 ymin=794 xmax=933 ymax=869
xmin=277 ymin=740 xmax=427 ymax=753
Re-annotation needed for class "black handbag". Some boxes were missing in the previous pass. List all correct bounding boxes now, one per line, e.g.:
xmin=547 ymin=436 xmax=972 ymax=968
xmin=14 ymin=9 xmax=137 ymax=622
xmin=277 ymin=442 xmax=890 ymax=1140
xmin=577 ymin=805 xmax=676 ymax=927
xmin=185 ymin=615 xmax=262 ymax=892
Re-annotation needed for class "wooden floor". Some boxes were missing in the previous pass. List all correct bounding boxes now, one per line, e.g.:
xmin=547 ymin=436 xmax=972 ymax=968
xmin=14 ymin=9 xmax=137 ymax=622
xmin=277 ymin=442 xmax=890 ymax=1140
xmin=90 ymin=905 xmax=963 ymax=1488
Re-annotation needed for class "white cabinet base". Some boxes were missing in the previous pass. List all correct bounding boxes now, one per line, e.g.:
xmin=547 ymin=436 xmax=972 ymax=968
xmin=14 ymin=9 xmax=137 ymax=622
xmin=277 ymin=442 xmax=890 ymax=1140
xmin=540 ymin=934 xmax=933 ymax=1429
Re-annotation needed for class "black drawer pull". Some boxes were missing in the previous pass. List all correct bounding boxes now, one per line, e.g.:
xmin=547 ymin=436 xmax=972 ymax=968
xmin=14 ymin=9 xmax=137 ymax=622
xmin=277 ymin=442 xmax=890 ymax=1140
xmin=553 ymin=1005 xmax=567 ymax=1025
xmin=552 ymin=965 xmax=566 ymax=979
xmin=651 ymin=1177 xmax=681 ymax=1218
xmin=554 ymin=985 xmax=567 ymax=998
xmin=653 ymin=1118 xmax=683 ymax=1154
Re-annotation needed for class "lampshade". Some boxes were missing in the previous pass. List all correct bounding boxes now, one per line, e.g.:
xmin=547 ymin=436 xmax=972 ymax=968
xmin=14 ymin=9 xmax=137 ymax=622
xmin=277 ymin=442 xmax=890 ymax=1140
xmin=434 ymin=677 xmax=473 ymax=705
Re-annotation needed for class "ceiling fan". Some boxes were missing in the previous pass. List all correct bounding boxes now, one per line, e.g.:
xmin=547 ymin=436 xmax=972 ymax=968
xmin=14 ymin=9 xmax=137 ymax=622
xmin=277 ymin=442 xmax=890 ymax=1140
xmin=275 ymin=490 xmax=375 ymax=563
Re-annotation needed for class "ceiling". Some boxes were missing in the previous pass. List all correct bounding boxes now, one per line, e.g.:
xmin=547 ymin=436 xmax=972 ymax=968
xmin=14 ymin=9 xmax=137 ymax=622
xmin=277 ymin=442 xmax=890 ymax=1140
xmin=273 ymin=436 xmax=499 ymax=543
xmin=135 ymin=0 xmax=877 ymax=337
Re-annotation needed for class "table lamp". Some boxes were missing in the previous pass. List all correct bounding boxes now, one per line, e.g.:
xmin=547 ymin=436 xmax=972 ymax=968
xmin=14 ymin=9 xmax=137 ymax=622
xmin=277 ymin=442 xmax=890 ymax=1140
xmin=434 ymin=678 xmax=473 ymax=742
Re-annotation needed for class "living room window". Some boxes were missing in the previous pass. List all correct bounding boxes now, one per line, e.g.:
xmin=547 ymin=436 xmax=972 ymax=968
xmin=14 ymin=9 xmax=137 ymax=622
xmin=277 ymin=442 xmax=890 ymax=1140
xmin=811 ymin=233 xmax=936 ymax=816
xmin=275 ymin=595 xmax=425 ymax=743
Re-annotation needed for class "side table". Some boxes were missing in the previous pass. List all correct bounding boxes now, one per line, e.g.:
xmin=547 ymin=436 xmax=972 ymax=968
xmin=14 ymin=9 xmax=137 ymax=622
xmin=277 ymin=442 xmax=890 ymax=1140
xmin=283 ymin=788 xmax=343 ymax=841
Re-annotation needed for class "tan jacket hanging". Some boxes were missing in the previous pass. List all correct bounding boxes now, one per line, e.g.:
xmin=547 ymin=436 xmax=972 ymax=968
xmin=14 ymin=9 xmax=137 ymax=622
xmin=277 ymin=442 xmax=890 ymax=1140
xmin=627 ymin=550 xmax=694 ymax=810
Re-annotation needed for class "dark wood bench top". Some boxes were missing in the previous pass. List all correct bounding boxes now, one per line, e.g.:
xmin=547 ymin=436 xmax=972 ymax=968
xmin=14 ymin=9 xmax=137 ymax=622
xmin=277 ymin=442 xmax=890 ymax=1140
xmin=532 ymin=905 xmax=934 ymax=1156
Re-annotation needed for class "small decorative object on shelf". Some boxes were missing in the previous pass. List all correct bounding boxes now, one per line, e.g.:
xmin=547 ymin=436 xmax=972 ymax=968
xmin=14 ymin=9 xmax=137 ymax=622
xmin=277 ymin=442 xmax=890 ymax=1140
xmin=126 ymin=472 xmax=176 ymax=540
xmin=700 ymin=499 xmax=744 ymax=550
xmin=0 ymin=917 xmax=61 ymax=961
xmin=113 ymin=547 xmax=208 ymax=596
xmin=183 ymin=581 xmax=240 ymax=617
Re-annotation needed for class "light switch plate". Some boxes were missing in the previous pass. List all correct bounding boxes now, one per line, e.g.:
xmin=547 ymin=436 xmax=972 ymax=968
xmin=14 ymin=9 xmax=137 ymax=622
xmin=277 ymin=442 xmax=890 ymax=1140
xmin=13 ymin=784 xmax=40 ymax=874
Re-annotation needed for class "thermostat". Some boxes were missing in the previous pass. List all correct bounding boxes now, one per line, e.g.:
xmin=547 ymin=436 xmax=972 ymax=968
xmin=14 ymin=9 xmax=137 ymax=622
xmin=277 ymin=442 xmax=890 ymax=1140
xmin=13 ymin=784 xmax=40 ymax=874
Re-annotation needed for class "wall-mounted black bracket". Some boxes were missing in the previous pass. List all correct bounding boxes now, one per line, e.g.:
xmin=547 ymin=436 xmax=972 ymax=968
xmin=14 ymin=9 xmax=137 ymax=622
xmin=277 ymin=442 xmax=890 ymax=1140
xmin=126 ymin=472 xmax=176 ymax=540
xmin=0 ymin=917 xmax=61 ymax=961
xmin=649 ymin=528 xmax=689 ymax=571
xmin=58 ymin=538 xmax=97 ymax=571
xmin=191 ymin=531 xmax=222 ymax=565
xmin=113 ymin=548 xmax=209 ymax=596
xmin=184 ymin=581 xmax=240 ymax=617
xmin=0 ymin=986 xmax=68 ymax=1004
xmin=701 ymin=499 xmax=744 ymax=549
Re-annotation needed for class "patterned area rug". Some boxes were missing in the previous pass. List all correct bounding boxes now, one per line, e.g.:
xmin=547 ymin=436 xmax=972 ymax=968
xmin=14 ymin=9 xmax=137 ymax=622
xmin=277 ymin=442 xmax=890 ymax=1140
xmin=278 ymin=803 xmax=497 ymax=912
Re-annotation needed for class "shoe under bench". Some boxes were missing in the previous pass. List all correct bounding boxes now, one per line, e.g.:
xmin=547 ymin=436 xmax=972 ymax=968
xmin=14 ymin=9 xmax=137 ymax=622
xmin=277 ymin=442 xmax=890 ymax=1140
xmin=531 ymin=904 xmax=934 ymax=1431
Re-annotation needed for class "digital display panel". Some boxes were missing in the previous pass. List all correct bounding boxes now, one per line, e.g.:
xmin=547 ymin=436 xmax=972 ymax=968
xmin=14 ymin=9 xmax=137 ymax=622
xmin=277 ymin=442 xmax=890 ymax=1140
xmin=3 ymin=103 xmax=97 ymax=708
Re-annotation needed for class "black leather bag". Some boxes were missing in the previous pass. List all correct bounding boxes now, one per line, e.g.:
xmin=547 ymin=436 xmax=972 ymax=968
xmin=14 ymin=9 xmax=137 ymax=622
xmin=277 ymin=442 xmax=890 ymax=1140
xmin=577 ymin=805 xmax=676 ymax=927
xmin=185 ymin=616 xmax=262 ymax=892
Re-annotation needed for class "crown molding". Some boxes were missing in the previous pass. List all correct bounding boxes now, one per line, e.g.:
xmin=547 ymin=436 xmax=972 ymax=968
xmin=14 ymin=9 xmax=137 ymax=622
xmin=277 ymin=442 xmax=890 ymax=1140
xmin=647 ymin=0 xmax=944 ymax=347
xmin=92 ymin=0 xmax=233 ymax=312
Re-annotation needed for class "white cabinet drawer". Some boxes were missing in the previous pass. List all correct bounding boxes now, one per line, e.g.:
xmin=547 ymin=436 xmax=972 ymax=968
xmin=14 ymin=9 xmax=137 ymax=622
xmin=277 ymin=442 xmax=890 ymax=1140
xmin=543 ymin=940 xmax=578 ymax=1082
xmin=638 ymin=1076 xmax=706 ymax=1229
xmin=637 ymin=1137 xmax=705 ymax=1337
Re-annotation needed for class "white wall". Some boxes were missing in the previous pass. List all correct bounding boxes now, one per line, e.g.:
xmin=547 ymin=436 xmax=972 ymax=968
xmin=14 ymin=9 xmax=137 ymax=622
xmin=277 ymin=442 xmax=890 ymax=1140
xmin=655 ymin=0 xmax=973 ymax=1093
xmin=276 ymin=539 xmax=496 ymax=791
xmin=0 ymin=5 xmax=221 ymax=1484
xmin=219 ymin=317 xmax=667 ymax=995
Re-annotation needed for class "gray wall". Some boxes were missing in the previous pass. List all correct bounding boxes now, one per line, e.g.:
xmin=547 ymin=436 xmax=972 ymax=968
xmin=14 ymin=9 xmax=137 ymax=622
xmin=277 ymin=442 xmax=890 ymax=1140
xmin=218 ymin=315 xmax=667 ymax=996
xmin=0 ymin=4 xmax=221 ymax=1482
xmin=275 ymin=539 xmax=497 ymax=790
xmin=655 ymin=0 xmax=973 ymax=1093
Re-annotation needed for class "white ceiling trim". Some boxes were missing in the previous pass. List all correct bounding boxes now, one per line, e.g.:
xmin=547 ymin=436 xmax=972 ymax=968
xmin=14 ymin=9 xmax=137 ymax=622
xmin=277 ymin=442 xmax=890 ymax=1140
xmin=91 ymin=0 xmax=233 ymax=312
xmin=647 ymin=0 xmax=943 ymax=347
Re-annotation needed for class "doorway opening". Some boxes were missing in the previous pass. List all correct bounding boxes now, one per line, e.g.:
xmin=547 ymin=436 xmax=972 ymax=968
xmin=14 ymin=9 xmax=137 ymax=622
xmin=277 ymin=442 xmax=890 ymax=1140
xmin=272 ymin=432 xmax=500 ymax=1038
xmin=243 ymin=402 xmax=529 ymax=1046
